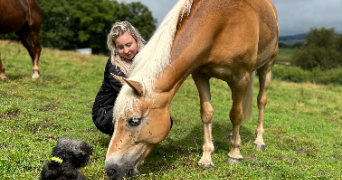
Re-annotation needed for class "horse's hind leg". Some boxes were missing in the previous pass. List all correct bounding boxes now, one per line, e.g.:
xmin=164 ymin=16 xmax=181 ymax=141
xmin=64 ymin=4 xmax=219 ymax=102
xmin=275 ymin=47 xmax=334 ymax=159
xmin=31 ymin=32 xmax=41 ymax=79
xmin=192 ymin=70 xmax=214 ymax=169
xmin=18 ymin=28 xmax=41 ymax=78
xmin=227 ymin=71 xmax=251 ymax=164
xmin=255 ymin=47 xmax=278 ymax=151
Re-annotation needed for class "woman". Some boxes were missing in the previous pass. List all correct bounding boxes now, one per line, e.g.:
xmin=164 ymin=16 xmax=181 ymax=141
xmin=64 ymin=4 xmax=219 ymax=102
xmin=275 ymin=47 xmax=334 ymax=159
xmin=92 ymin=21 xmax=145 ymax=135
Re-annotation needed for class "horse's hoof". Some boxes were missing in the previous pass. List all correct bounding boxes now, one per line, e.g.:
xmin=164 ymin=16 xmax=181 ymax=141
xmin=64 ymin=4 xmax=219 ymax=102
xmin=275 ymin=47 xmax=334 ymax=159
xmin=32 ymin=74 xmax=40 ymax=79
xmin=32 ymin=70 xmax=40 ymax=79
xmin=0 ymin=72 xmax=6 ymax=80
xmin=227 ymin=157 xmax=242 ymax=165
xmin=198 ymin=162 xmax=214 ymax=170
xmin=255 ymin=144 xmax=266 ymax=151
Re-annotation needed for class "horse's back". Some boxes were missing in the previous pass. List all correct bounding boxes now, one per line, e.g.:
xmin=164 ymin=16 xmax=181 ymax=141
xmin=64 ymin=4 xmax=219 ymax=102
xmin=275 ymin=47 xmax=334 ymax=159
xmin=209 ymin=0 xmax=278 ymax=54
xmin=0 ymin=0 xmax=43 ymax=79
xmin=241 ymin=0 xmax=279 ymax=70
xmin=0 ymin=0 xmax=42 ymax=34
xmin=27 ymin=0 xmax=43 ymax=27
xmin=173 ymin=0 xmax=278 ymax=78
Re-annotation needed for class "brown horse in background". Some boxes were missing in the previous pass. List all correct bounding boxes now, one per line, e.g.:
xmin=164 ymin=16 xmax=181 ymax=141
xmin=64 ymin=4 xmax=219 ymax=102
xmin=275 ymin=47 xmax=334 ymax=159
xmin=0 ymin=0 xmax=43 ymax=79
xmin=106 ymin=0 xmax=278 ymax=179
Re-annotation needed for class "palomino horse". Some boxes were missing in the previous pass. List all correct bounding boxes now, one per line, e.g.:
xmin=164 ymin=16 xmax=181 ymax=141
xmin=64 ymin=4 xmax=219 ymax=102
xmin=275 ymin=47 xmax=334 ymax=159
xmin=106 ymin=0 xmax=278 ymax=178
xmin=0 ymin=0 xmax=43 ymax=79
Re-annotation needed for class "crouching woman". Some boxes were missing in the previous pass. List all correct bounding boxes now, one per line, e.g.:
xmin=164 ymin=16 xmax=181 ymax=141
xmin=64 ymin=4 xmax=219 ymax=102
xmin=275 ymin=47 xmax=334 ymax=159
xmin=92 ymin=21 xmax=145 ymax=135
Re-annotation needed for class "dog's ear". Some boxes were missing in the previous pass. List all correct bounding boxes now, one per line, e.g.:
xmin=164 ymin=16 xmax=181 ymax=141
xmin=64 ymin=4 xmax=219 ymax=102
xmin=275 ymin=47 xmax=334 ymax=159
xmin=73 ymin=141 xmax=93 ymax=156
xmin=74 ymin=141 xmax=93 ymax=168
xmin=51 ymin=137 xmax=70 ymax=156
xmin=80 ymin=142 xmax=93 ymax=156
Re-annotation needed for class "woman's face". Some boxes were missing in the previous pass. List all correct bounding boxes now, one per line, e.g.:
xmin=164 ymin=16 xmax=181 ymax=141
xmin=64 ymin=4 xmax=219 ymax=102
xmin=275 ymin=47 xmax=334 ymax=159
xmin=115 ymin=32 xmax=139 ymax=61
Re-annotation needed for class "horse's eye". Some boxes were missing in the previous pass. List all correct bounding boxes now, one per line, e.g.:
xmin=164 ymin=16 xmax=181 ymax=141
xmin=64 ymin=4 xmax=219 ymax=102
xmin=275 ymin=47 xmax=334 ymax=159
xmin=127 ymin=117 xmax=141 ymax=127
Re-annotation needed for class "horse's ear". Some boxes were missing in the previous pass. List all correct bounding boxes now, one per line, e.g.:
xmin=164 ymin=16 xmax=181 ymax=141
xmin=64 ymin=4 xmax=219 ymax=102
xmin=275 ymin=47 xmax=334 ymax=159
xmin=123 ymin=79 xmax=143 ymax=96
xmin=110 ymin=73 xmax=125 ymax=85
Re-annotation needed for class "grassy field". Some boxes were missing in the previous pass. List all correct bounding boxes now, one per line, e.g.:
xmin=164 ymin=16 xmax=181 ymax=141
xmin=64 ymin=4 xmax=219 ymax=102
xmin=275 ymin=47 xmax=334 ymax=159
xmin=276 ymin=48 xmax=295 ymax=65
xmin=1 ymin=40 xmax=341 ymax=179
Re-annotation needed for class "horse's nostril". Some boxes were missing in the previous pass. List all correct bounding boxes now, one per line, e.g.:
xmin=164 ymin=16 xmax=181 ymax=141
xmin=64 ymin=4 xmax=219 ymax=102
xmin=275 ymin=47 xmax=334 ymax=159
xmin=107 ymin=168 xmax=117 ymax=177
xmin=127 ymin=168 xmax=135 ymax=177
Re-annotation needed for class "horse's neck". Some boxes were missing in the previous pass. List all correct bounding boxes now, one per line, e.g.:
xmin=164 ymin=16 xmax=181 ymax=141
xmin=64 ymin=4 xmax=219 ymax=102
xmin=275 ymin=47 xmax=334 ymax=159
xmin=153 ymin=51 xmax=198 ymax=103
xmin=152 ymin=0 xmax=203 ymax=100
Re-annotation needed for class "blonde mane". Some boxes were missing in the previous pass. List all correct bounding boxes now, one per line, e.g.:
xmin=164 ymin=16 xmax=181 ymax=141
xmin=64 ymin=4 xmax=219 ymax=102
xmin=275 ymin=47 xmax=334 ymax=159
xmin=113 ymin=0 xmax=193 ymax=122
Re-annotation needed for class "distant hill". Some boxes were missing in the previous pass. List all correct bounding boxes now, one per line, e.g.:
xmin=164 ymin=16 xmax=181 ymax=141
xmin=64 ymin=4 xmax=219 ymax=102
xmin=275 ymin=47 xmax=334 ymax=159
xmin=279 ymin=34 xmax=306 ymax=42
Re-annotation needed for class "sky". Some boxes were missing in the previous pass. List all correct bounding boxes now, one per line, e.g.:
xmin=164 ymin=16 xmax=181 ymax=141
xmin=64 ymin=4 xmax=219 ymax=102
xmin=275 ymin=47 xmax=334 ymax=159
xmin=117 ymin=0 xmax=342 ymax=36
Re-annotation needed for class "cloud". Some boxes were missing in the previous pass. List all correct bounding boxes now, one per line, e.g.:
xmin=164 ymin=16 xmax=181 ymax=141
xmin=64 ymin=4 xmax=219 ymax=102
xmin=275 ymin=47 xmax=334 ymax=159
xmin=117 ymin=0 xmax=178 ymax=26
xmin=272 ymin=0 xmax=342 ymax=35
xmin=118 ymin=0 xmax=342 ymax=36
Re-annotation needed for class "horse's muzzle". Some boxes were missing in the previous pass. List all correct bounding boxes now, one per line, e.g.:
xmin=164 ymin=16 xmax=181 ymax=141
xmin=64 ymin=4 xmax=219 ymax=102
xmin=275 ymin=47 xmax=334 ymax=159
xmin=105 ymin=160 xmax=138 ymax=180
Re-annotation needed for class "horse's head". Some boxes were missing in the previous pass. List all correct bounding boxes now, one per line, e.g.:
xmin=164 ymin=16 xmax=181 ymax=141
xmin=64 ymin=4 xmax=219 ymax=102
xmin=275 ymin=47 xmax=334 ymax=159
xmin=105 ymin=77 xmax=172 ymax=179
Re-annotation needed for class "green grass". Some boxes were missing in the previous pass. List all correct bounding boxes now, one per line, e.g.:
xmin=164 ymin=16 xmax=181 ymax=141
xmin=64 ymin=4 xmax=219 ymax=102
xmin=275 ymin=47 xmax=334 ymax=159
xmin=1 ymin=40 xmax=342 ymax=179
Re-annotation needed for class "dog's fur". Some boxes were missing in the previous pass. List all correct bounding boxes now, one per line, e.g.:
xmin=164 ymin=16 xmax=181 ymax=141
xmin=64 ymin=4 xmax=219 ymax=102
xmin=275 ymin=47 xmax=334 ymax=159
xmin=40 ymin=137 xmax=93 ymax=180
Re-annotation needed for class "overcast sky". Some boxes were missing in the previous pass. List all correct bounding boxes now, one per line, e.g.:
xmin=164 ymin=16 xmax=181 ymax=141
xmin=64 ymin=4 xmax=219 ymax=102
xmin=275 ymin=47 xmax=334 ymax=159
xmin=118 ymin=0 xmax=342 ymax=36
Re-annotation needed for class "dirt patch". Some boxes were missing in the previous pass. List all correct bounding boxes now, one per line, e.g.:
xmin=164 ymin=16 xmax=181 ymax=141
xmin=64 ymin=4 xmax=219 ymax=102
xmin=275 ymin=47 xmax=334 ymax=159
xmin=0 ymin=110 xmax=19 ymax=119
xmin=36 ymin=134 xmax=59 ymax=142
xmin=218 ymin=171 xmax=233 ymax=178
xmin=0 ymin=90 xmax=7 ymax=95
xmin=0 ymin=143 xmax=10 ymax=150
xmin=25 ymin=119 xmax=61 ymax=133
xmin=40 ymin=104 xmax=58 ymax=111
xmin=332 ymin=154 xmax=341 ymax=160
xmin=244 ymin=155 xmax=257 ymax=160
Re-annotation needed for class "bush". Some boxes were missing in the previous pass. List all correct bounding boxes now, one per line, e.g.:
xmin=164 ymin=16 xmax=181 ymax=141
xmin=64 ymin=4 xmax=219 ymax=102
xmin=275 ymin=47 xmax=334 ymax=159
xmin=272 ymin=65 xmax=342 ymax=85
xmin=291 ymin=27 xmax=342 ymax=71
xmin=292 ymin=45 xmax=342 ymax=71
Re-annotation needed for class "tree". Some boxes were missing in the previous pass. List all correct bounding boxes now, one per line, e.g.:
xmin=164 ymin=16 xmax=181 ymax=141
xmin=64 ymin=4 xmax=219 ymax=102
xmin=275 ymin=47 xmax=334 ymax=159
xmin=114 ymin=2 xmax=157 ymax=40
xmin=32 ymin=0 xmax=157 ymax=54
xmin=69 ymin=0 xmax=120 ymax=53
xmin=304 ymin=27 xmax=336 ymax=49
xmin=37 ymin=0 xmax=76 ymax=49
xmin=292 ymin=27 xmax=342 ymax=71
xmin=336 ymin=33 xmax=342 ymax=52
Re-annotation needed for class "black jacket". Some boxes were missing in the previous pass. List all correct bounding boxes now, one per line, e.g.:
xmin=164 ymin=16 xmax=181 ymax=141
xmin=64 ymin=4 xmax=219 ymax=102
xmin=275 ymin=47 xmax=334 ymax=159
xmin=92 ymin=58 xmax=126 ymax=135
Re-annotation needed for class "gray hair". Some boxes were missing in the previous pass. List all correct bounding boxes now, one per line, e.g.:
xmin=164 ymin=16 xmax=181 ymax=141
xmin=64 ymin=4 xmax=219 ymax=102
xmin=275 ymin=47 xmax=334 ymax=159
xmin=107 ymin=21 xmax=145 ymax=75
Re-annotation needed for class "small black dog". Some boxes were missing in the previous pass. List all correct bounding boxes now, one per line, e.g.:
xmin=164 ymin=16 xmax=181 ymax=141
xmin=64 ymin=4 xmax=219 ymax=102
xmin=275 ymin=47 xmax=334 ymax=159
xmin=40 ymin=137 xmax=93 ymax=180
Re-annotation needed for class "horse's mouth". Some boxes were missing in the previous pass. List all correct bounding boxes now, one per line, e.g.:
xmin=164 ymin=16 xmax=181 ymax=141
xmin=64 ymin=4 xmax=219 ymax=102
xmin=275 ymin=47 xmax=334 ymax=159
xmin=106 ymin=143 xmax=149 ymax=179
xmin=106 ymin=161 xmax=139 ymax=180
xmin=107 ymin=168 xmax=138 ymax=180
xmin=127 ymin=167 xmax=139 ymax=177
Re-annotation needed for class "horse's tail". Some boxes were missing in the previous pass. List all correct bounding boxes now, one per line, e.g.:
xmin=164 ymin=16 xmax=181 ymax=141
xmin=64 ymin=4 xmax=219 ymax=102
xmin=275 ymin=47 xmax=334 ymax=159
xmin=242 ymin=72 xmax=254 ymax=121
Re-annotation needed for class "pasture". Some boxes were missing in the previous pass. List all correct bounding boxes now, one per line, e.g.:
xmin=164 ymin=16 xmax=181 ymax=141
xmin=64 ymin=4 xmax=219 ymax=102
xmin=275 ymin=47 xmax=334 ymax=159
xmin=275 ymin=48 xmax=295 ymax=65
xmin=0 ymin=40 xmax=341 ymax=179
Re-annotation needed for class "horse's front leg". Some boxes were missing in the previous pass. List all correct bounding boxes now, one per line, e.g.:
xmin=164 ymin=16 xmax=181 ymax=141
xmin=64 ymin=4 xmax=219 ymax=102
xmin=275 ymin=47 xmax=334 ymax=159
xmin=227 ymin=72 xmax=251 ymax=164
xmin=0 ymin=57 xmax=6 ymax=80
xmin=192 ymin=70 xmax=214 ymax=169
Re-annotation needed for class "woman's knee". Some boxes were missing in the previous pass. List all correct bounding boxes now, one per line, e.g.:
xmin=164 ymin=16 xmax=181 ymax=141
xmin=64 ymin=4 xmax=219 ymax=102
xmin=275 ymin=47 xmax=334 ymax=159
xmin=92 ymin=108 xmax=114 ymax=135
